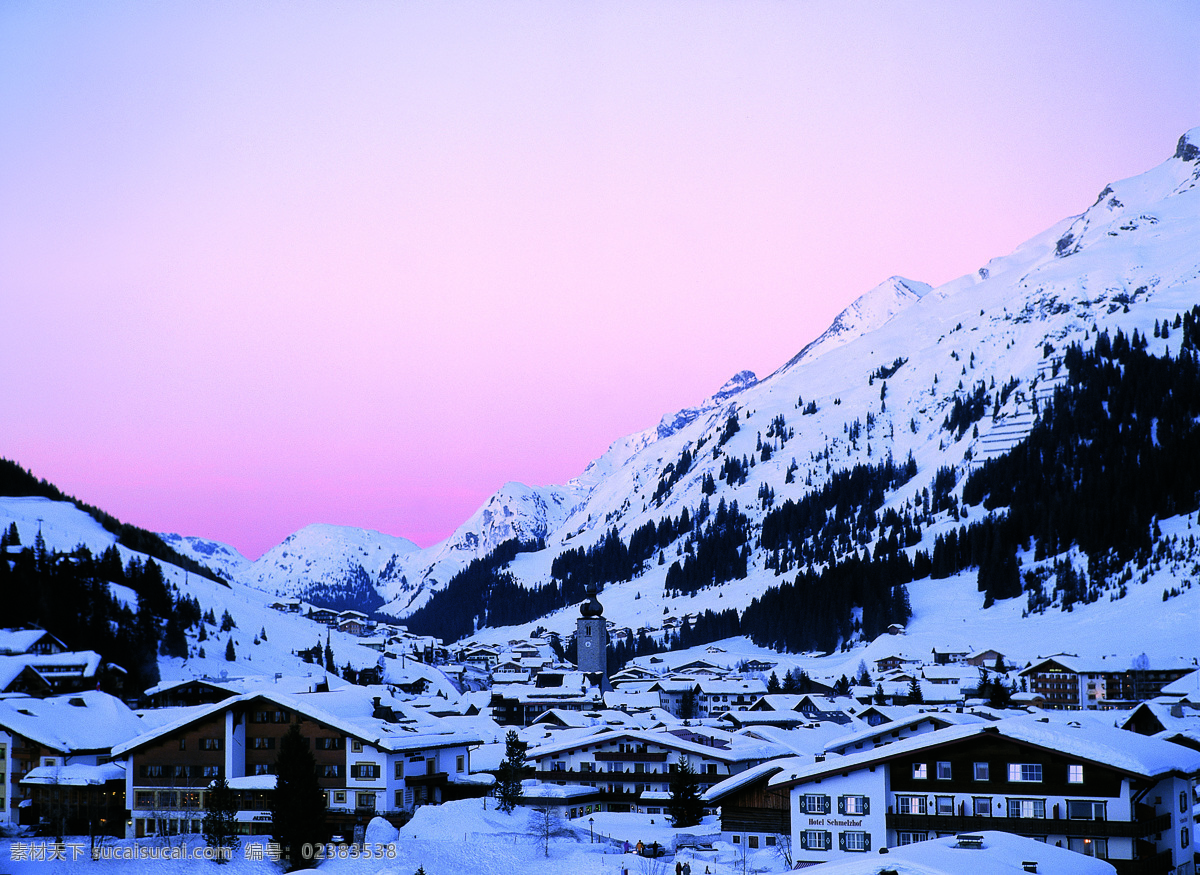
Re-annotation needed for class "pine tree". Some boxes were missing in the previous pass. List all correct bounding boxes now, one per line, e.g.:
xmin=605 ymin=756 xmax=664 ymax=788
xmin=273 ymin=724 xmax=326 ymax=869
xmin=202 ymin=776 xmax=239 ymax=863
xmin=496 ymin=730 xmax=527 ymax=814
xmin=907 ymin=676 xmax=924 ymax=704
xmin=666 ymin=757 xmax=704 ymax=828
xmin=225 ymin=638 xmax=236 ymax=661
xmin=220 ymin=609 xmax=236 ymax=632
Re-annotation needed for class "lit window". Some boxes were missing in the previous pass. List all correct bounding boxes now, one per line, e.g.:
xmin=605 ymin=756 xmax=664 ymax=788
xmin=1068 ymin=837 xmax=1108 ymax=859
xmin=842 ymin=831 xmax=869 ymax=852
xmin=1007 ymin=763 xmax=1042 ymax=782
xmin=1067 ymin=764 xmax=1083 ymax=783
xmin=913 ymin=763 xmax=928 ymax=779
xmin=842 ymin=795 xmax=868 ymax=815
xmin=1006 ymin=798 xmax=1046 ymax=818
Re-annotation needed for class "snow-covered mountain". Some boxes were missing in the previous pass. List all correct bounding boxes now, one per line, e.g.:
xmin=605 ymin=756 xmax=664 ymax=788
xmin=779 ymin=275 xmax=932 ymax=371
xmin=171 ymin=127 xmax=1200 ymax=653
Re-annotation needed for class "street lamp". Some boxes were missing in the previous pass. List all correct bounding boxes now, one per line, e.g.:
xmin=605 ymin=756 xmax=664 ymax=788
xmin=589 ymin=817 xmax=594 ymax=843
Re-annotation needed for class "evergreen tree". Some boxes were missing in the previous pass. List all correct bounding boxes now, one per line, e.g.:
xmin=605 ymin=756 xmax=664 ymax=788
xmin=496 ymin=730 xmax=528 ymax=814
xmin=907 ymin=676 xmax=924 ymax=704
xmin=324 ymin=633 xmax=335 ymax=674
xmin=666 ymin=757 xmax=704 ymax=828
xmin=220 ymin=609 xmax=236 ymax=632
xmin=225 ymin=638 xmax=236 ymax=661
xmin=273 ymin=725 xmax=326 ymax=870
xmin=202 ymin=776 xmax=240 ymax=863
xmin=766 ymin=671 xmax=781 ymax=694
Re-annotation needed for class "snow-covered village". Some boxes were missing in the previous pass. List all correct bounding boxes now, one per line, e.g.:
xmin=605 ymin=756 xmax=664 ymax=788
xmin=4 ymin=5 xmax=1200 ymax=875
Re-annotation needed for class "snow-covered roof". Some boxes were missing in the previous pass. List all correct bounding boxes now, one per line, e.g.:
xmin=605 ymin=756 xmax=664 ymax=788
xmin=113 ymin=688 xmax=486 ymax=758
xmin=529 ymin=727 xmax=785 ymax=764
xmin=519 ymin=781 xmax=598 ymax=800
xmin=0 ymin=691 xmax=146 ymax=752
xmin=807 ymin=830 xmax=1115 ymax=875
xmin=225 ymin=775 xmax=278 ymax=791
xmin=702 ymin=756 xmax=806 ymax=803
xmin=0 ymin=629 xmax=63 ymax=656
xmin=20 ymin=762 xmax=125 ymax=786
xmin=770 ymin=715 xmax=1200 ymax=788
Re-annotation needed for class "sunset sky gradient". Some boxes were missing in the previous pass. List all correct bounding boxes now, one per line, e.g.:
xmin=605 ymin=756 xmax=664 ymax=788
xmin=2 ymin=2 xmax=1198 ymax=558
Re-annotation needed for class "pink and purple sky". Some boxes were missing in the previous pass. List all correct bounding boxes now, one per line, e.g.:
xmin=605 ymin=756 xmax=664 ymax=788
xmin=2 ymin=2 xmax=1198 ymax=559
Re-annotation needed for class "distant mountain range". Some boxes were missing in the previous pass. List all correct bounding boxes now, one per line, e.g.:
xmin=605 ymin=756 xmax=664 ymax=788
xmin=160 ymin=127 xmax=1200 ymax=652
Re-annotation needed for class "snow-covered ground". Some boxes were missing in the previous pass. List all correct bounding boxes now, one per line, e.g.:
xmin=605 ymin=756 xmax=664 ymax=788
xmin=0 ymin=803 xmax=785 ymax=875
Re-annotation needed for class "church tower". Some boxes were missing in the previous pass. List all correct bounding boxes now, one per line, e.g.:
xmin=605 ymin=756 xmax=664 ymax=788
xmin=576 ymin=582 xmax=610 ymax=688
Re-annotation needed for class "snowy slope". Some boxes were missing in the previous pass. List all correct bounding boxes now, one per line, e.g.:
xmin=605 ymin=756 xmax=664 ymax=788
xmin=163 ymin=127 xmax=1200 ymax=666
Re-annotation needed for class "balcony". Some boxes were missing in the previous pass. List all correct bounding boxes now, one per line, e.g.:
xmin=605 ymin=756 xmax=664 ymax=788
xmin=885 ymin=812 xmax=1170 ymax=839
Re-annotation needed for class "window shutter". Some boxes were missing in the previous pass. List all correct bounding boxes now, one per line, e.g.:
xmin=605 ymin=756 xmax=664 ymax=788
xmin=798 ymin=795 xmax=808 ymax=814
xmin=864 ymin=833 xmax=872 ymax=852
xmin=863 ymin=797 xmax=871 ymax=815
xmin=838 ymin=832 xmax=846 ymax=851
xmin=823 ymin=795 xmax=832 ymax=814
xmin=800 ymin=832 xmax=809 ymax=850
xmin=823 ymin=831 xmax=832 ymax=850
xmin=838 ymin=796 xmax=846 ymax=815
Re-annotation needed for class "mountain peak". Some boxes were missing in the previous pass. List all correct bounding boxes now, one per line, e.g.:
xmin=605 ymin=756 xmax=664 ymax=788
xmin=780 ymin=275 xmax=932 ymax=372
xmin=1174 ymin=128 xmax=1200 ymax=163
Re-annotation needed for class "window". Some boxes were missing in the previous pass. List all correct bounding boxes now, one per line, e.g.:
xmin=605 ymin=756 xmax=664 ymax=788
xmin=552 ymin=761 xmax=565 ymax=772
xmin=972 ymin=797 xmax=992 ymax=816
xmin=765 ymin=836 xmax=776 ymax=847
xmin=1183 ymin=791 xmax=1190 ymax=815
xmin=316 ymin=737 xmax=344 ymax=750
xmin=395 ymin=789 xmax=404 ymax=808
xmin=1006 ymin=798 xmax=1046 ymax=819
xmin=141 ymin=765 xmax=163 ymax=778
xmin=356 ymin=792 xmax=375 ymax=809
xmin=158 ymin=792 xmax=177 ymax=809
xmin=202 ymin=765 xmax=221 ymax=778
xmin=935 ymin=796 xmax=955 ymax=815
xmin=253 ymin=764 xmax=275 ymax=776
xmin=333 ymin=791 xmax=346 ymax=805
xmin=732 ymin=835 xmax=739 ymax=845
xmin=351 ymin=740 xmax=363 ymax=753
xmin=841 ymin=831 xmax=870 ymax=852
xmin=936 ymin=762 xmax=952 ymax=780
xmin=897 ymin=831 xmax=928 ymax=846
xmin=42 ymin=757 xmax=58 ymax=767
xmin=1067 ymin=800 xmax=1105 ymax=821
xmin=322 ymin=765 xmax=341 ymax=778
xmin=801 ymin=794 xmax=831 ymax=814
xmin=896 ymin=795 xmax=926 ymax=815
xmin=840 ymin=795 xmax=869 ymax=815
xmin=801 ymin=830 xmax=831 ymax=851
xmin=973 ymin=762 xmax=989 ymax=781
xmin=136 ymin=791 xmax=156 ymax=808
xmin=394 ymin=761 xmax=404 ymax=779
xmin=252 ymin=737 xmax=275 ymax=750
xmin=1067 ymin=837 xmax=1107 ymax=859
xmin=580 ymin=762 xmax=594 ymax=773
xmin=179 ymin=739 xmax=186 ymax=750
xmin=351 ymin=763 xmax=379 ymax=779
xmin=201 ymin=738 xmax=222 ymax=751
xmin=1007 ymin=763 xmax=1042 ymax=782
xmin=913 ymin=762 xmax=928 ymax=780
xmin=1182 ymin=827 xmax=1189 ymax=850
xmin=748 ymin=835 xmax=759 ymax=849
xmin=180 ymin=792 xmax=200 ymax=809
xmin=173 ymin=765 xmax=190 ymax=778
xmin=456 ymin=755 xmax=465 ymax=773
